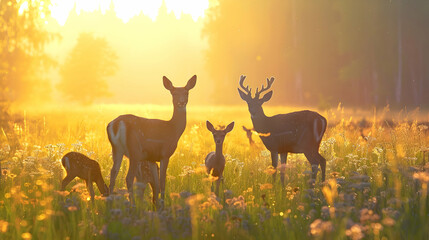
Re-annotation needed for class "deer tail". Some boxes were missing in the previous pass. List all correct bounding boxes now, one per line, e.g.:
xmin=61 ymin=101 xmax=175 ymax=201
xmin=62 ymin=156 xmax=70 ymax=171
xmin=313 ymin=116 xmax=327 ymax=143
xmin=107 ymin=121 xmax=121 ymax=144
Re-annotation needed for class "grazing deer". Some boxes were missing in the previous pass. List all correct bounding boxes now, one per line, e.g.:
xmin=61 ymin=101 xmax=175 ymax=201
xmin=61 ymin=152 xmax=109 ymax=201
xmin=107 ymin=75 xmax=197 ymax=204
xmin=205 ymin=121 xmax=234 ymax=196
xmin=237 ymin=75 xmax=327 ymax=184
xmin=242 ymin=126 xmax=255 ymax=145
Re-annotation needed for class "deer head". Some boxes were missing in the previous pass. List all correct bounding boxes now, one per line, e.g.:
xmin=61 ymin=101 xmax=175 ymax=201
xmin=206 ymin=121 xmax=235 ymax=146
xmin=163 ymin=75 xmax=197 ymax=109
xmin=237 ymin=75 xmax=274 ymax=117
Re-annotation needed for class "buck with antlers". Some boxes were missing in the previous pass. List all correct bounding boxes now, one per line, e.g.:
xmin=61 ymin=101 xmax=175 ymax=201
xmin=237 ymin=75 xmax=327 ymax=184
xmin=107 ymin=75 xmax=197 ymax=204
xmin=205 ymin=121 xmax=234 ymax=196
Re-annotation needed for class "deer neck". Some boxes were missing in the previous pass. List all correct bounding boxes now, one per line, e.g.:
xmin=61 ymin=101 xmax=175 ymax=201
xmin=250 ymin=107 xmax=268 ymax=129
xmin=170 ymin=106 xmax=187 ymax=137
xmin=215 ymin=144 xmax=223 ymax=158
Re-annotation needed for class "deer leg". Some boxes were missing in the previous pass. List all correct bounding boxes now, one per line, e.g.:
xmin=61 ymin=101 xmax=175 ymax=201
xmin=135 ymin=161 xmax=146 ymax=200
xmin=316 ymin=153 xmax=326 ymax=182
xmin=215 ymin=178 xmax=221 ymax=196
xmin=149 ymin=162 xmax=159 ymax=207
xmin=86 ymin=179 xmax=95 ymax=202
xmin=95 ymin=176 xmax=108 ymax=197
xmin=61 ymin=174 xmax=75 ymax=191
xmin=159 ymin=157 xmax=169 ymax=203
xmin=126 ymin=158 xmax=138 ymax=203
xmin=271 ymin=151 xmax=279 ymax=183
xmin=109 ymin=147 xmax=123 ymax=194
xmin=280 ymin=153 xmax=288 ymax=186
xmin=304 ymin=152 xmax=320 ymax=180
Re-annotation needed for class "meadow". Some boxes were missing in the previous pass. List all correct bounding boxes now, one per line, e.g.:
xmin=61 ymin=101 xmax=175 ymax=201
xmin=0 ymin=104 xmax=428 ymax=240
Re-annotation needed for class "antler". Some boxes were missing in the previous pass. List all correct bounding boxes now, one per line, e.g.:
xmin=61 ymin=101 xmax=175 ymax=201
xmin=255 ymin=77 xmax=274 ymax=98
xmin=239 ymin=75 xmax=252 ymax=96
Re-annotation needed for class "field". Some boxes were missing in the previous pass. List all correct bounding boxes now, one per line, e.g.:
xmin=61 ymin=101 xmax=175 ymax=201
xmin=0 ymin=104 xmax=429 ymax=240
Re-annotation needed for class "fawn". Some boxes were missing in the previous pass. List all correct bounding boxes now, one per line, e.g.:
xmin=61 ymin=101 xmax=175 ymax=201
xmin=242 ymin=126 xmax=255 ymax=145
xmin=61 ymin=152 xmax=109 ymax=201
xmin=205 ymin=121 xmax=234 ymax=196
xmin=136 ymin=160 xmax=159 ymax=206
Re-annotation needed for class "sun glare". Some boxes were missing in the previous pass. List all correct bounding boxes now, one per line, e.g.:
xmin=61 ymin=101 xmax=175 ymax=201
xmin=49 ymin=0 xmax=210 ymax=25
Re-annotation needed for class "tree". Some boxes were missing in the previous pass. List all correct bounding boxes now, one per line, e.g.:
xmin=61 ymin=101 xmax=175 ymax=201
xmin=0 ymin=1 xmax=56 ymax=172
xmin=0 ymin=0 xmax=56 ymax=105
xmin=203 ymin=0 xmax=340 ymax=106
xmin=58 ymin=33 xmax=118 ymax=105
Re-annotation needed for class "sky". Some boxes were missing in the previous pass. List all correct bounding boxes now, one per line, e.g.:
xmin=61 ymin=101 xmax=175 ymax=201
xmin=44 ymin=0 xmax=214 ymax=105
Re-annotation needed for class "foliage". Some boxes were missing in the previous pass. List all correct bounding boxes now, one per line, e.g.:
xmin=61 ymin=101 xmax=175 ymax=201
xmin=0 ymin=106 xmax=428 ymax=239
xmin=203 ymin=0 xmax=429 ymax=108
xmin=58 ymin=33 xmax=118 ymax=105
xmin=0 ymin=0 xmax=57 ymax=106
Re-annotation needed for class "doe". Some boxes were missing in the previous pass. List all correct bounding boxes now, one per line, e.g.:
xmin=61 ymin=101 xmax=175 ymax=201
xmin=205 ymin=121 xmax=234 ymax=196
xmin=61 ymin=152 xmax=109 ymax=201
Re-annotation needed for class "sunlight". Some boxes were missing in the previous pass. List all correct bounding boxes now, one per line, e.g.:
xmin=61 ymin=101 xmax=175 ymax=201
xmin=49 ymin=0 xmax=210 ymax=25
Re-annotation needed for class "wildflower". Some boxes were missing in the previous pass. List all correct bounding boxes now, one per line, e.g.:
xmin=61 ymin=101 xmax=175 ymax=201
xmin=1 ymin=169 xmax=10 ymax=176
xmin=330 ymin=171 xmax=340 ymax=178
xmin=382 ymin=217 xmax=396 ymax=227
xmin=259 ymin=183 xmax=273 ymax=190
xmin=36 ymin=214 xmax=47 ymax=221
xmin=225 ymin=195 xmax=246 ymax=210
xmin=179 ymin=166 xmax=195 ymax=177
xmin=345 ymin=224 xmax=365 ymax=240
xmin=413 ymin=172 xmax=429 ymax=183
xmin=170 ymin=192 xmax=180 ymax=200
xmin=309 ymin=219 xmax=334 ymax=237
xmin=322 ymin=179 xmax=338 ymax=206
xmin=21 ymin=232 xmax=32 ymax=240
xmin=371 ymin=222 xmax=383 ymax=235
xmin=185 ymin=194 xmax=203 ymax=206
xmin=203 ymin=174 xmax=219 ymax=182
xmin=359 ymin=208 xmax=380 ymax=223
xmin=67 ymin=206 xmax=78 ymax=212
xmin=263 ymin=166 xmax=276 ymax=175
xmin=0 ymin=220 xmax=8 ymax=233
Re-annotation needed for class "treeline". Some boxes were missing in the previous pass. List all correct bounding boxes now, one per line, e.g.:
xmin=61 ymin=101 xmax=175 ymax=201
xmin=203 ymin=0 xmax=429 ymax=109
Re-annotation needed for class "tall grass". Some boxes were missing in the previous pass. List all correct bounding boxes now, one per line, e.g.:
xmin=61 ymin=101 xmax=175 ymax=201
xmin=0 ymin=104 xmax=428 ymax=239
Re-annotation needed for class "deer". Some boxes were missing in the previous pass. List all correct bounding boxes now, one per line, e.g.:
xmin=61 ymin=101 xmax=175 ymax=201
xmin=237 ymin=75 xmax=327 ymax=185
xmin=107 ymin=75 xmax=196 ymax=205
xmin=135 ymin=160 xmax=159 ymax=205
xmin=242 ymin=126 xmax=255 ymax=145
xmin=205 ymin=121 xmax=234 ymax=196
xmin=60 ymin=152 xmax=109 ymax=201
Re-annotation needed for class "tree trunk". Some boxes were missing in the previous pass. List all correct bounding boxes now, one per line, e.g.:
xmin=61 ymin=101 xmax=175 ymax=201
xmin=395 ymin=0 xmax=403 ymax=105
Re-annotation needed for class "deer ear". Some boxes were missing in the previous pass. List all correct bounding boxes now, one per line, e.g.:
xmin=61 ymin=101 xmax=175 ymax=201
xmin=163 ymin=76 xmax=174 ymax=90
xmin=185 ymin=75 xmax=197 ymax=90
xmin=238 ymin=88 xmax=249 ymax=101
xmin=206 ymin=121 xmax=215 ymax=132
xmin=225 ymin=122 xmax=235 ymax=133
xmin=261 ymin=91 xmax=273 ymax=102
